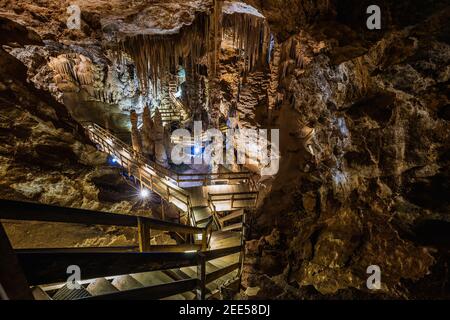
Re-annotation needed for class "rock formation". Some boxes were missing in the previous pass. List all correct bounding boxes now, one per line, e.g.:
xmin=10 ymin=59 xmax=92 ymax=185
xmin=130 ymin=110 xmax=142 ymax=154
xmin=141 ymin=105 xmax=155 ymax=158
xmin=0 ymin=0 xmax=448 ymax=300
xmin=153 ymin=108 xmax=169 ymax=167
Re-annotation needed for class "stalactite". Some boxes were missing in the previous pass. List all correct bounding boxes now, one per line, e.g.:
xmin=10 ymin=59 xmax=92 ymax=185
xmin=222 ymin=8 xmax=270 ymax=74
xmin=49 ymin=55 xmax=76 ymax=82
xmin=73 ymin=55 xmax=94 ymax=85
xmin=119 ymin=11 xmax=213 ymax=96
xmin=207 ymin=0 xmax=224 ymax=128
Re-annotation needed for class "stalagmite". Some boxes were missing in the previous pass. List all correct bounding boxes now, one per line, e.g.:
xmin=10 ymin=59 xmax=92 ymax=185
xmin=130 ymin=110 xmax=142 ymax=154
xmin=153 ymin=108 xmax=169 ymax=167
xmin=49 ymin=55 xmax=75 ymax=81
xmin=141 ymin=105 xmax=155 ymax=158
xmin=268 ymin=42 xmax=281 ymax=122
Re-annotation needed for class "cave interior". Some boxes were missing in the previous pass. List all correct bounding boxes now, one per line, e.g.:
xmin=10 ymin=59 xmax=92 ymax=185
xmin=0 ymin=0 xmax=449 ymax=300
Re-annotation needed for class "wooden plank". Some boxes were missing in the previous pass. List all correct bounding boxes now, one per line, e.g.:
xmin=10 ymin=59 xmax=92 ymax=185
xmin=196 ymin=253 xmax=206 ymax=300
xmin=205 ymin=262 xmax=240 ymax=283
xmin=138 ymin=217 xmax=151 ymax=252
xmin=15 ymin=246 xmax=139 ymax=253
xmin=0 ymin=199 xmax=203 ymax=235
xmin=203 ymin=245 xmax=241 ymax=261
xmin=0 ymin=222 xmax=34 ymax=300
xmin=17 ymin=251 xmax=199 ymax=286
xmin=144 ymin=244 xmax=202 ymax=253
xmin=83 ymin=278 xmax=197 ymax=300
xmin=220 ymin=210 xmax=244 ymax=223
xmin=0 ymin=199 xmax=137 ymax=227
xmin=222 ymin=222 xmax=243 ymax=232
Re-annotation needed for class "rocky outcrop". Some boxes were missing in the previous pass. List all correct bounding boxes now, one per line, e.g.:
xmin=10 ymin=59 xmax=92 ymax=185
xmin=0 ymin=17 xmax=142 ymax=249
xmin=241 ymin=3 xmax=450 ymax=299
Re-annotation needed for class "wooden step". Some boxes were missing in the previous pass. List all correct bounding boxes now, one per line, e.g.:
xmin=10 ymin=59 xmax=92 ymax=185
xmin=221 ymin=222 xmax=243 ymax=232
xmin=130 ymin=271 xmax=173 ymax=287
xmin=111 ymin=275 xmax=143 ymax=291
xmin=52 ymin=283 xmax=91 ymax=300
xmin=219 ymin=209 xmax=244 ymax=223
xmin=192 ymin=206 xmax=211 ymax=225
xmin=86 ymin=278 xmax=119 ymax=296
xmin=131 ymin=270 xmax=194 ymax=300
xmin=32 ymin=286 xmax=52 ymax=300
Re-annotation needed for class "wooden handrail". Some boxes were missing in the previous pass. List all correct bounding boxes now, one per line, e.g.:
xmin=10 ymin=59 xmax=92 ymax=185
xmin=16 ymin=246 xmax=242 ymax=286
xmin=16 ymin=251 xmax=200 ymax=285
xmin=2 ymin=199 xmax=244 ymax=300
xmin=86 ymin=122 xmax=252 ymax=184
xmin=0 ymin=199 xmax=202 ymax=235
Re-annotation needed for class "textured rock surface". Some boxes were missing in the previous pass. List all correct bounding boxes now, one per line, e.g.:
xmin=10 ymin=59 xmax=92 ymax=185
xmin=0 ymin=1 xmax=449 ymax=300
xmin=240 ymin=1 xmax=450 ymax=299
xmin=0 ymin=18 xmax=146 ymax=248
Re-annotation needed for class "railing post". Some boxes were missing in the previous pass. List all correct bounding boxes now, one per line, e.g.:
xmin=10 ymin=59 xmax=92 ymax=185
xmin=137 ymin=217 xmax=151 ymax=252
xmin=196 ymin=253 xmax=206 ymax=300
xmin=161 ymin=202 xmax=165 ymax=221
xmin=238 ymin=210 xmax=247 ymax=277
xmin=201 ymin=229 xmax=208 ymax=251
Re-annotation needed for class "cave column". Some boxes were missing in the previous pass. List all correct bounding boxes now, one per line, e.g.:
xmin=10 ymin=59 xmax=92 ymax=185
xmin=153 ymin=108 xmax=169 ymax=168
xmin=207 ymin=0 xmax=224 ymax=129
xmin=130 ymin=110 xmax=142 ymax=154
xmin=141 ymin=105 xmax=155 ymax=158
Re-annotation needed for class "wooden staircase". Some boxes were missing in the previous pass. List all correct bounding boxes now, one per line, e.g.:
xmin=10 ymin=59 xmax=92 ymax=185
xmin=0 ymin=199 xmax=245 ymax=300
xmin=168 ymin=80 xmax=190 ymax=122
xmin=84 ymin=122 xmax=258 ymax=234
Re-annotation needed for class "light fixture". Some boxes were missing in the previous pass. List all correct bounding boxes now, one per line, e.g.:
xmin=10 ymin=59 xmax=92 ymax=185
xmin=194 ymin=145 xmax=202 ymax=155
xmin=140 ymin=188 xmax=150 ymax=198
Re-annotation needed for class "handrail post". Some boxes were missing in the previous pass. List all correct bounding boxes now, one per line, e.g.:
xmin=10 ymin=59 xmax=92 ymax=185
xmin=201 ymin=228 xmax=208 ymax=251
xmin=161 ymin=202 xmax=165 ymax=221
xmin=238 ymin=210 xmax=247 ymax=277
xmin=137 ymin=217 xmax=151 ymax=252
xmin=196 ymin=252 xmax=206 ymax=300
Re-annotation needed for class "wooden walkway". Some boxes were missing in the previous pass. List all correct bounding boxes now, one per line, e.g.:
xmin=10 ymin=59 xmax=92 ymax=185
xmin=0 ymin=200 xmax=245 ymax=300
xmin=85 ymin=123 xmax=258 ymax=230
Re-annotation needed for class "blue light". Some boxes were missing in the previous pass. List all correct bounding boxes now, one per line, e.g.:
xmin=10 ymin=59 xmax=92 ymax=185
xmin=174 ymin=88 xmax=182 ymax=98
xmin=193 ymin=145 xmax=203 ymax=155
xmin=109 ymin=156 xmax=119 ymax=166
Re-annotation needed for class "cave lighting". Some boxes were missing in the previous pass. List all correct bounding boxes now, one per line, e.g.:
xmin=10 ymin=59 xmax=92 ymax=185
xmin=174 ymin=88 xmax=182 ymax=98
xmin=194 ymin=145 xmax=202 ymax=155
xmin=140 ymin=188 xmax=150 ymax=198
